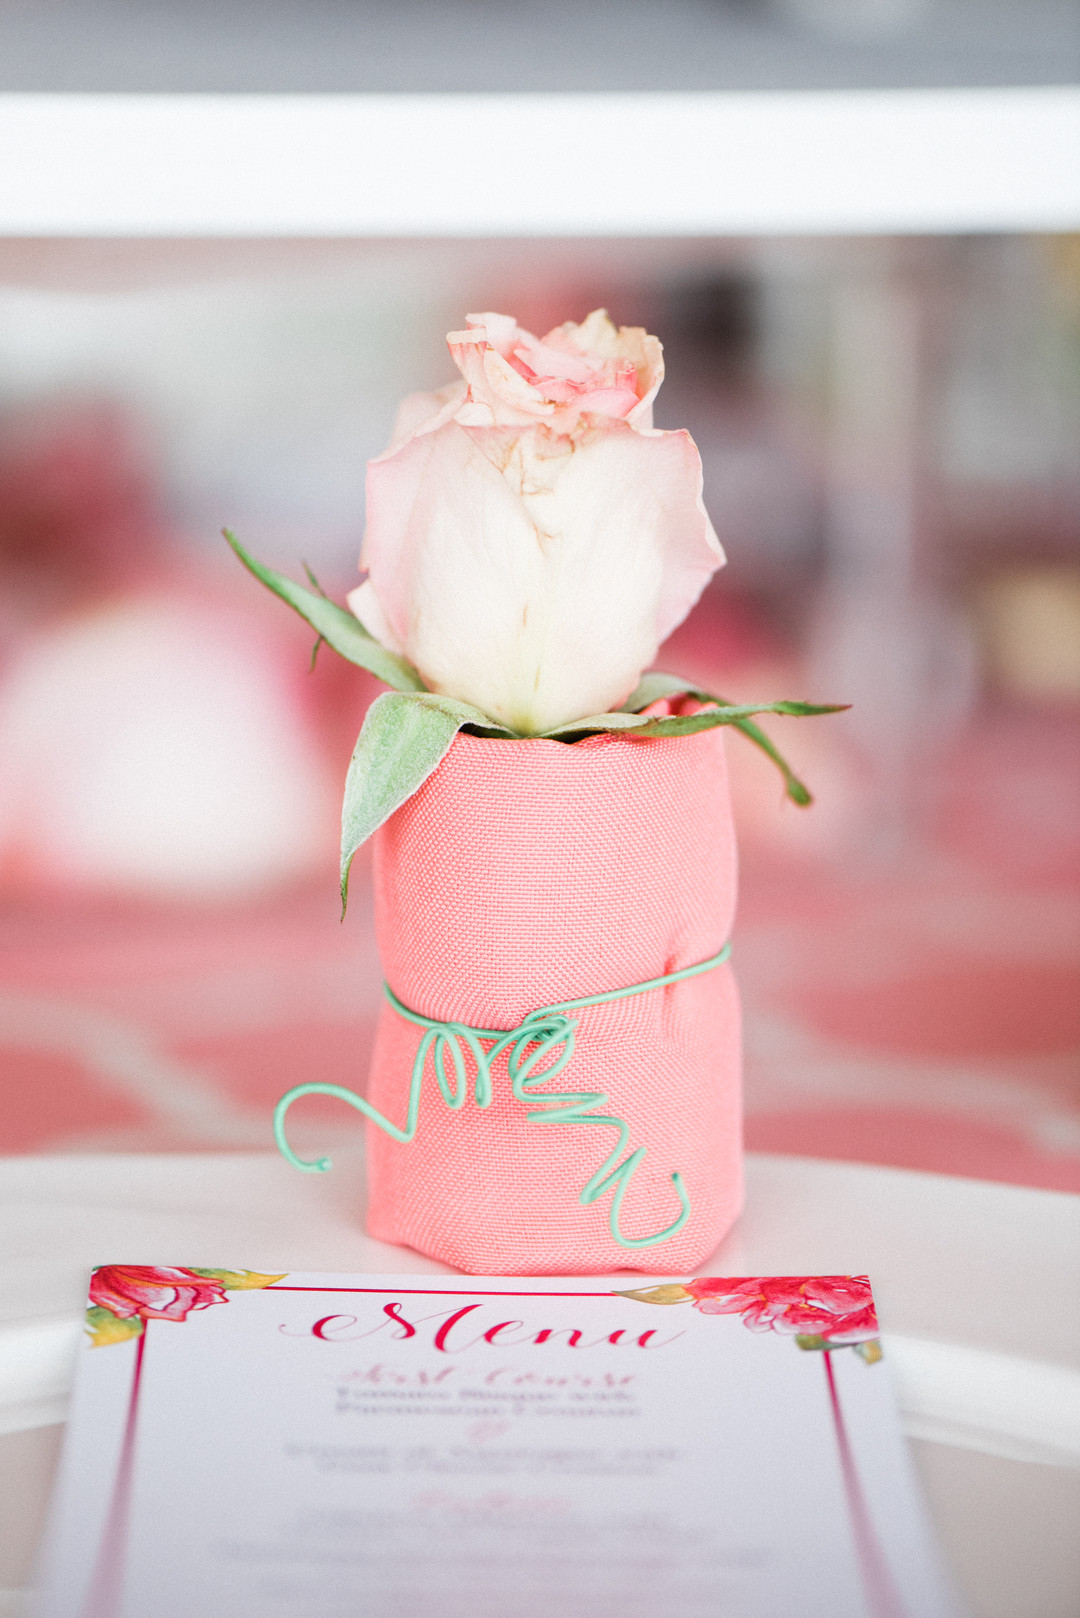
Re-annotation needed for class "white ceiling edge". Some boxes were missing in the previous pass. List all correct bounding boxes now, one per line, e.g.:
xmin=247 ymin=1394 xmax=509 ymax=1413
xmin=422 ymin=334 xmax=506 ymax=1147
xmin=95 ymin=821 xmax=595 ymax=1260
xmin=0 ymin=88 xmax=1077 ymax=237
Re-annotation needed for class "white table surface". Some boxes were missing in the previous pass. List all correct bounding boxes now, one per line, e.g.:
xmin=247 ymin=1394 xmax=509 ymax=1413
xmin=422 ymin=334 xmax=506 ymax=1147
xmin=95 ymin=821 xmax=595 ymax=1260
xmin=2 ymin=1150 xmax=1079 ymax=1617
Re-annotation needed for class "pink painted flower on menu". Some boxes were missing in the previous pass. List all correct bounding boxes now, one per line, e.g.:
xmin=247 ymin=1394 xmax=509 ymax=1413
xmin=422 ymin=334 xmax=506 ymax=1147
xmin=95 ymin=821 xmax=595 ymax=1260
xmin=348 ymin=310 xmax=724 ymax=735
xmin=86 ymin=1267 xmax=287 ymax=1347
xmin=89 ymin=1266 xmax=231 ymax=1323
xmin=685 ymin=1276 xmax=879 ymax=1344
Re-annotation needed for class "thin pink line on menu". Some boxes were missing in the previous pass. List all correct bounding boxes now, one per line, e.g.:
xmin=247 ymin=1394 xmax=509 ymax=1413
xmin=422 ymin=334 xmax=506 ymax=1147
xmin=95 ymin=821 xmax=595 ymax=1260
xmin=82 ymin=1328 xmax=147 ymax=1618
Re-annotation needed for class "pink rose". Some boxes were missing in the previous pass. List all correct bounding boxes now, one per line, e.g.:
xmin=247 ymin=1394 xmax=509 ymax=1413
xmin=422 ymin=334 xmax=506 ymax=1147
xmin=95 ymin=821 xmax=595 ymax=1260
xmin=348 ymin=310 xmax=724 ymax=735
xmin=89 ymin=1265 xmax=230 ymax=1323
xmin=685 ymin=1275 xmax=879 ymax=1345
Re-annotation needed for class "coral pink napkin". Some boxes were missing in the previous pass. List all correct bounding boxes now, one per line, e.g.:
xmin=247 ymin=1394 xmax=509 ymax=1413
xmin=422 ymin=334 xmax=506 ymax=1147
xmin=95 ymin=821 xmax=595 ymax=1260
xmin=366 ymin=722 xmax=742 ymax=1274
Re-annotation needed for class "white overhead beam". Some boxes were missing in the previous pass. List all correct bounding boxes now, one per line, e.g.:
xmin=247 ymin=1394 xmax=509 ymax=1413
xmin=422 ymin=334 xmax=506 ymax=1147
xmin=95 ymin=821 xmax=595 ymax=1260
xmin=1 ymin=88 xmax=1077 ymax=237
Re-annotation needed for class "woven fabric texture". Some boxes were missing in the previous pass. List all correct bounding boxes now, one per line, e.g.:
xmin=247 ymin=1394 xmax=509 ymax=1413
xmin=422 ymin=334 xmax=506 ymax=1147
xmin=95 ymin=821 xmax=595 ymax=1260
xmin=366 ymin=720 xmax=742 ymax=1274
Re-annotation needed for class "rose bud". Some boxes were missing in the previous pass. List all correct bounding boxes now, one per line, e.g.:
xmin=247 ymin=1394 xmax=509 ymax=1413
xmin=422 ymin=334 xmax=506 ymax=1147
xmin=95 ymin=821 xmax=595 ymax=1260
xmin=348 ymin=310 xmax=724 ymax=736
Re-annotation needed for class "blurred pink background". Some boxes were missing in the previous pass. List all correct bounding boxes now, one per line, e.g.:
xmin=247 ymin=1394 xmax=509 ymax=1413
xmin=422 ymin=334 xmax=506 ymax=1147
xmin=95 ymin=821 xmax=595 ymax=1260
xmin=0 ymin=233 xmax=1077 ymax=1190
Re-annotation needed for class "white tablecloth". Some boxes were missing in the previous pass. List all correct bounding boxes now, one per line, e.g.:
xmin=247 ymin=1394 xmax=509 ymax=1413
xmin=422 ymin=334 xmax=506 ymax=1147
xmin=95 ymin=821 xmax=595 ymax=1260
xmin=2 ymin=1151 xmax=1079 ymax=1617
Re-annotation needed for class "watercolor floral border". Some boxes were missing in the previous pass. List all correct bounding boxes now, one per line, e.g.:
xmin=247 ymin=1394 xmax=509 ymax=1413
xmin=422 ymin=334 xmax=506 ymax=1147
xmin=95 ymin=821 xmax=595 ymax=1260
xmin=618 ymin=1275 xmax=882 ymax=1363
xmin=85 ymin=1266 xmax=286 ymax=1347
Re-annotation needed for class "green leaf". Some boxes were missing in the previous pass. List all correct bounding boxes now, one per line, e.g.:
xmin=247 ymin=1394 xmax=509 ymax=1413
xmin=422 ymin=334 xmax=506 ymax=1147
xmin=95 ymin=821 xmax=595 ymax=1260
xmin=186 ymin=1268 xmax=287 ymax=1289
xmin=223 ymin=529 xmax=426 ymax=693
xmin=613 ymin=1284 xmax=694 ymax=1305
xmin=340 ymin=692 xmax=514 ymax=913
xmin=85 ymin=1306 xmax=144 ymax=1348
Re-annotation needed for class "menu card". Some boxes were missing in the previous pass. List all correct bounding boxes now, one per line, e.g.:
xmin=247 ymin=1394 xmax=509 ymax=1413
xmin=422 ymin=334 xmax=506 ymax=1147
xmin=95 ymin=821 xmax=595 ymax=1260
xmin=34 ymin=1269 xmax=957 ymax=1617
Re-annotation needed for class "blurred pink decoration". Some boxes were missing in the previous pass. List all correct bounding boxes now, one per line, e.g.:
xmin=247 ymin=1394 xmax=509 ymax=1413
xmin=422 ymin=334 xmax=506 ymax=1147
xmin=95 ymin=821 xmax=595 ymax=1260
xmin=0 ymin=398 xmax=161 ymax=630
xmin=0 ymin=399 xmax=340 ymax=899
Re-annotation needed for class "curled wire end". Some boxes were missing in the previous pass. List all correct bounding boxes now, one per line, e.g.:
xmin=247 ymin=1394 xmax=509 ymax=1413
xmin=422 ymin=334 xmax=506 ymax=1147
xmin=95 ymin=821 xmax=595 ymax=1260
xmin=273 ymin=1085 xmax=336 ymax=1173
xmin=275 ymin=1140 xmax=332 ymax=1175
xmin=274 ymin=1135 xmax=331 ymax=1174
xmin=277 ymin=1142 xmax=332 ymax=1174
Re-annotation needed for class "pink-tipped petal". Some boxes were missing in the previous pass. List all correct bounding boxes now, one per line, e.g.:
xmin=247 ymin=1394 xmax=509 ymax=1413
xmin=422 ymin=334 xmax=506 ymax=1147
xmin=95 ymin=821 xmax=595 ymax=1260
xmin=575 ymin=386 xmax=640 ymax=418
xmin=386 ymin=382 xmax=466 ymax=452
xmin=447 ymin=329 xmax=550 ymax=425
xmin=465 ymin=311 xmax=522 ymax=360
xmin=346 ymin=580 xmax=408 ymax=657
xmin=513 ymin=333 xmax=595 ymax=384
xmin=645 ymin=429 xmax=725 ymax=641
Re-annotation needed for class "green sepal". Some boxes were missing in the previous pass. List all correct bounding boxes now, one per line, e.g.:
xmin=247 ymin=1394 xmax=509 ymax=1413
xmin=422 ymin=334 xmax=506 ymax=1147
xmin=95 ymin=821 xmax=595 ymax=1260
xmin=223 ymin=529 xmax=426 ymax=693
xmin=539 ymin=711 xmax=655 ymax=739
xmin=543 ymin=699 xmax=840 ymax=743
xmin=617 ymin=671 xmax=849 ymax=807
xmin=623 ymin=700 xmax=844 ymax=732
xmin=715 ymin=714 xmax=814 ymax=807
xmin=622 ymin=671 xmax=707 ymax=712
xmin=340 ymin=691 xmax=514 ymax=913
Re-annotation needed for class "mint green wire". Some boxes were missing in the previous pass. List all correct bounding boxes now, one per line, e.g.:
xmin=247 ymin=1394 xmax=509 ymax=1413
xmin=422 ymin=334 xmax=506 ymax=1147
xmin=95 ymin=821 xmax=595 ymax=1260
xmin=273 ymin=941 xmax=731 ymax=1250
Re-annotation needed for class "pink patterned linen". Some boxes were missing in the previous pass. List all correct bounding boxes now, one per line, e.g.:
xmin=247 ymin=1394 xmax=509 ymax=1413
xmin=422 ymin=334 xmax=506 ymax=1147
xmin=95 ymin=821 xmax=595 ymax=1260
xmin=365 ymin=712 xmax=742 ymax=1274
